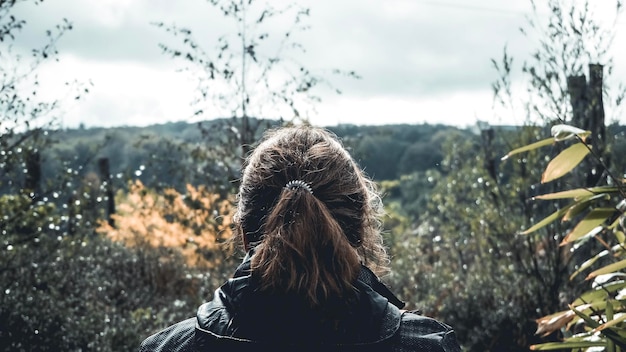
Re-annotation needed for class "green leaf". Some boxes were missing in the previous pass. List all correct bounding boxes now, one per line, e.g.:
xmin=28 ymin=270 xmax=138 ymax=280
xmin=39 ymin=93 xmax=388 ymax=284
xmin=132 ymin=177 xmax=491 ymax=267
xmin=570 ymin=249 xmax=610 ymax=280
xmin=587 ymin=259 xmax=626 ymax=280
xmin=615 ymin=230 xmax=626 ymax=244
xmin=596 ymin=302 xmax=624 ymax=334
xmin=541 ymin=142 xmax=591 ymax=183
xmin=572 ymin=303 xmax=626 ymax=348
xmin=573 ymin=281 xmax=626 ymax=305
xmin=562 ymin=208 xmax=616 ymax=245
xmin=530 ymin=340 xmax=605 ymax=350
xmin=609 ymin=216 xmax=622 ymax=230
xmin=607 ymin=298 xmax=615 ymax=321
xmin=521 ymin=203 xmax=575 ymax=235
xmin=533 ymin=187 xmax=619 ymax=200
xmin=501 ymin=137 xmax=554 ymax=161
xmin=570 ymin=309 xmax=595 ymax=327
xmin=562 ymin=194 xmax=611 ymax=222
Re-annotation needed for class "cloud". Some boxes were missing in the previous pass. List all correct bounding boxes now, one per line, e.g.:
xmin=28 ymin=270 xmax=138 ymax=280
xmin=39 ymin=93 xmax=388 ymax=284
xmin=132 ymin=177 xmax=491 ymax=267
xmin=34 ymin=55 xmax=196 ymax=127
xmin=5 ymin=0 xmax=626 ymax=127
xmin=13 ymin=0 xmax=531 ymax=92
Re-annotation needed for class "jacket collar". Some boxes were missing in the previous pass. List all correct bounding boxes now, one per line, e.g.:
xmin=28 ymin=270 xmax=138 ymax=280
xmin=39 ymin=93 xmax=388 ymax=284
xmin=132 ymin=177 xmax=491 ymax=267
xmin=195 ymin=253 xmax=405 ymax=347
xmin=232 ymin=250 xmax=405 ymax=309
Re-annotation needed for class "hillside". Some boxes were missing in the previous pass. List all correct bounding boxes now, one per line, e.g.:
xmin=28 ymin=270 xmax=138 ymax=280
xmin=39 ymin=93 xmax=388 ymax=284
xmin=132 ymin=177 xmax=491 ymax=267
xmin=5 ymin=119 xmax=466 ymax=196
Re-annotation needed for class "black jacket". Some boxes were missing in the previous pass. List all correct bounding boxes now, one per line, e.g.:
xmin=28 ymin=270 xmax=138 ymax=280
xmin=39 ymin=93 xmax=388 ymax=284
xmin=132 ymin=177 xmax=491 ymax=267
xmin=139 ymin=257 xmax=461 ymax=351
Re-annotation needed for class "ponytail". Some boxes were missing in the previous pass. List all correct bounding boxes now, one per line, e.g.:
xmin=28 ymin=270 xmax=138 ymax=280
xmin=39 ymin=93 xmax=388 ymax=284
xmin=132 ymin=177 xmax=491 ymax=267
xmin=250 ymin=186 xmax=361 ymax=305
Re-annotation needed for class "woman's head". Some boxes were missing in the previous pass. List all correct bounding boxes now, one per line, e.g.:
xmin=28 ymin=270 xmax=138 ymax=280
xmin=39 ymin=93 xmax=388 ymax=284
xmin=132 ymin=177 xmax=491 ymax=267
xmin=233 ymin=126 xmax=388 ymax=305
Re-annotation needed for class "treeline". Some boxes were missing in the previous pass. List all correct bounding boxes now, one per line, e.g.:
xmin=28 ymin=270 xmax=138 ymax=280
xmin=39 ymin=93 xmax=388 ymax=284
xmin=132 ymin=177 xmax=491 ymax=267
xmin=2 ymin=119 xmax=463 ymax=196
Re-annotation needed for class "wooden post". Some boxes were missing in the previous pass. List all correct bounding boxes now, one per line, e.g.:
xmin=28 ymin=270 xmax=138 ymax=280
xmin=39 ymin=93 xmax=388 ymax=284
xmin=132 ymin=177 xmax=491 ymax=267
xmin=480 ymin=125 xmax=497 ymax=182
xmin=588 ymin=64 xmax=605 ymax=156
xmin=24 ymin=149 xmax=41 ymax=202
xmin=68 ymin=195 xmax=75 ymax=236
xmin=566 ymin=64 xmax=606 ymax=187
xmin=98 ymin=158 xmax=115 ymax=227
xmin=567 ymin=75 xmax=586 ymax=129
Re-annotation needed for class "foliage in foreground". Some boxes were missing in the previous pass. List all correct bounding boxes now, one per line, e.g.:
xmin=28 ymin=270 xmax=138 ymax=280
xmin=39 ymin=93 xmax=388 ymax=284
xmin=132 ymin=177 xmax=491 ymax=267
xmin=507 ymin=125 xmax=626 ymax=351
xmin=0 ymin=182 xmax=237 ymax=351
xmin=386 ymin=125 xmax=576 ymax=352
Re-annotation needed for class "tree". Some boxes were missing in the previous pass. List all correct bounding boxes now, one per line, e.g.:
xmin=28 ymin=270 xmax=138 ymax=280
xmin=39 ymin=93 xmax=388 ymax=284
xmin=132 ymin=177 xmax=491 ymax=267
xmin=1 ymin=0 xmax=71 ymax=194
xmin=98 ymin=180 xmax=236 ymax=271
xmin=154 ymin=0 xmax=358 ymax=189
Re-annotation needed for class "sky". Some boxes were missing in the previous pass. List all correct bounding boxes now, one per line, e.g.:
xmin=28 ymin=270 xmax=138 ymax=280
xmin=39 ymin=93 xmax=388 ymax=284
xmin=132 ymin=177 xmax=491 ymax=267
xmin=6 ymin=0 xmax=626 ymax=128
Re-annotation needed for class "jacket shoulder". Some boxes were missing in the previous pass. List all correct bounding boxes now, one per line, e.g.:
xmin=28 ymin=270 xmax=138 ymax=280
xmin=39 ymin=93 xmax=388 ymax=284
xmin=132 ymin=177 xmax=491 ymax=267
xmin=139 ymin=318 xmax=196 ymax=352
xmin=390 ymin=312 xmax=461 ymax=352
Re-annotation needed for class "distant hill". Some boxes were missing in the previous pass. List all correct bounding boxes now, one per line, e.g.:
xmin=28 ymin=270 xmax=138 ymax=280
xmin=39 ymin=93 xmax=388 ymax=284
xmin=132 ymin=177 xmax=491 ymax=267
xmin=1 ymin=118 xmax=485 ymax=195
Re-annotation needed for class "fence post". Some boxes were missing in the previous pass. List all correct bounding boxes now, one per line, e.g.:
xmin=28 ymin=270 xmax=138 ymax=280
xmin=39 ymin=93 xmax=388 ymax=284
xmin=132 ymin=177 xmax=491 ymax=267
xmin=98 ymin=158 xmax=115 ymax=227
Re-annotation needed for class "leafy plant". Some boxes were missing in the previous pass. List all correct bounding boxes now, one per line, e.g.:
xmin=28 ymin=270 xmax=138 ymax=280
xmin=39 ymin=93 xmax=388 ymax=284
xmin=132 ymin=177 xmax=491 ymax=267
xmin=97 ymin=180 xmax=238 ymax=287
xmin=505 ymin=124 xmax=626 ymax=351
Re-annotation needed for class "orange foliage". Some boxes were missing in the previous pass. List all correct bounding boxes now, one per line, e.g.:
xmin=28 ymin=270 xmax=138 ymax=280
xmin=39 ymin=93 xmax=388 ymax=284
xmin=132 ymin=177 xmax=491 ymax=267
xmin=98 ymin=180 xmax=234 ymax=268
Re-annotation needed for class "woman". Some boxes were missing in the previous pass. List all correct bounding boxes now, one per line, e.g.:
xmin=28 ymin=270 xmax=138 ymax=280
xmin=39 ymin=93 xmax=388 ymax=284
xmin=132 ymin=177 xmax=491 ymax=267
xmin=139 ymin=126 xmax=461 ymax=351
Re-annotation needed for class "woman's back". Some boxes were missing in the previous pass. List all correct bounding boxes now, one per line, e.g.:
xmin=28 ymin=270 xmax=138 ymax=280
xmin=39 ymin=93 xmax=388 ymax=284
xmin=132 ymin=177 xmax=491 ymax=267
xmin=140 ymin=258 xmax=459 ymax=351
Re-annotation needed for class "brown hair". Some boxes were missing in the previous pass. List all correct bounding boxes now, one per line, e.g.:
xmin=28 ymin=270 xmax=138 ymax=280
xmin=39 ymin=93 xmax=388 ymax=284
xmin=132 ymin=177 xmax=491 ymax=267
xmin=233 ymin=126 xmax=388 ymax=305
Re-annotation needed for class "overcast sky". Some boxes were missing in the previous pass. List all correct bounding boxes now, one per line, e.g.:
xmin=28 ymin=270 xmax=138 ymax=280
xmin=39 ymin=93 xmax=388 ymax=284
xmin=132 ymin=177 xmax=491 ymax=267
xmin=7 ymin=0 xmax=626 ymax=128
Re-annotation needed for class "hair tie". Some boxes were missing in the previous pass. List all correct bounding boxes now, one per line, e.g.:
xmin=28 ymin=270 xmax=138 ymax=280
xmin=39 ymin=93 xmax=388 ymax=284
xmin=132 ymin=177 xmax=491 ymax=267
xmin=285 ymin=180 xmax=313 ymax=194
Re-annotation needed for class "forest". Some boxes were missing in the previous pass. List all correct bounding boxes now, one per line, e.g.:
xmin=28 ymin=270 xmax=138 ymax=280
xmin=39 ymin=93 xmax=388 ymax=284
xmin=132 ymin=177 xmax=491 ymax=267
xmin=3 ymin=0 xmax=626 ymax=351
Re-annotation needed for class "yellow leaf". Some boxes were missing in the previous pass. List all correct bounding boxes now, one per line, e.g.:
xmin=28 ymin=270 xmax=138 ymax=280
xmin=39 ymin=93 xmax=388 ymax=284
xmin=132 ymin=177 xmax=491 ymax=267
xmin=502 ymin=137 xmax=555 ymax=161
xmin=521 ymin=204 xmax=574 ymax=235
xmin=562 ymin=194 xmax=610 ymax=222
xmin=594 ymin=314 xmax=626 ymax=333
xmin=541 ymin=143 xmax=591 ymax=183
xmin=533 ymin=187 xmax=618 ymax=200
xmin=587 ymin=259 xmax=626 ymax=280
xmin=562 ymin=208 xmax=616 ymax=245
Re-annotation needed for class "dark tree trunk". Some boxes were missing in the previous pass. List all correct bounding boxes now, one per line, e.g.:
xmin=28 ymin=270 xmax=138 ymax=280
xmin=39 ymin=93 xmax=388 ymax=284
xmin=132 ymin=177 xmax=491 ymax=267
xmin=98 ymin=157 xmax=115 ymax=227
xmin=24 ymin=149 xmax=41 ymax=202
xmin=566 ymin=64 xmax=607 ymax=187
